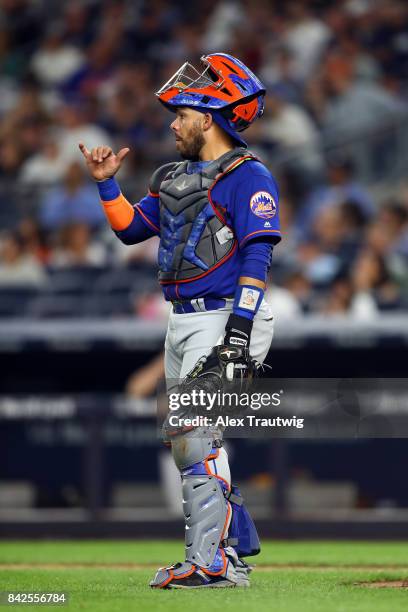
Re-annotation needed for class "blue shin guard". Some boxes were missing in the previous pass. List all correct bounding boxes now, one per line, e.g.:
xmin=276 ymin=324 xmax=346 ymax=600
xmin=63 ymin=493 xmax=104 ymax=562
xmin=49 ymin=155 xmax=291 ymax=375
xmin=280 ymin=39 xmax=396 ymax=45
xmin=226 ymin=485 xmax=260 ymax=557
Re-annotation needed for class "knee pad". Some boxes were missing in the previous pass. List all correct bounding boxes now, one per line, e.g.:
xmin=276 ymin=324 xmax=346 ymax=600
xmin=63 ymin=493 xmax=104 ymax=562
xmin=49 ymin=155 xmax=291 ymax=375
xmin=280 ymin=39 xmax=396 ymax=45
xmin=170 ymin=428 xmax=213 ymax=470
xmin=226 ymin=486 xmax=260 ymax=557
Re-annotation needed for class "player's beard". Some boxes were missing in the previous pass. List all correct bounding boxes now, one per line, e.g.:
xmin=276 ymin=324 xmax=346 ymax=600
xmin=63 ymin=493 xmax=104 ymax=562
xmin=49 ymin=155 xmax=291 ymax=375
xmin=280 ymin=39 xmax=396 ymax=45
xmin=177 ymin=121 xmax=205 ymax=161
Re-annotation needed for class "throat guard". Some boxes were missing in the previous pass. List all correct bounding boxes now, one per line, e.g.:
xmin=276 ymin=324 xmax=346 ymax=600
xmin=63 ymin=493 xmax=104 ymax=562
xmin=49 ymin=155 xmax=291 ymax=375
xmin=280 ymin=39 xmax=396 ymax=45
xmin=154 ymin=148 xmax=257 ymax=284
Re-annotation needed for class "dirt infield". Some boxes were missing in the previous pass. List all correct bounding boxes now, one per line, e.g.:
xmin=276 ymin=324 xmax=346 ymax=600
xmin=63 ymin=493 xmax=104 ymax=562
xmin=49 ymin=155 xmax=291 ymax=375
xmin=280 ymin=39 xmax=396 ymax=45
xmin=2 ymin=563 xmax=408 ymax=588
xmin=1 ymin=562 xmax=408 ymax=573
xmin=357 ymin=580 xmax=408 ymax=588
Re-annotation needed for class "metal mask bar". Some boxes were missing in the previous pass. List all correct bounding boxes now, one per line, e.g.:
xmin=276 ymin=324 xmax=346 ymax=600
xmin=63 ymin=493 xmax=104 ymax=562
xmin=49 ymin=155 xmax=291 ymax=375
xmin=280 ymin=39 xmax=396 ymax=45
xmin=156 ymin=60 xmax=223 ymax=96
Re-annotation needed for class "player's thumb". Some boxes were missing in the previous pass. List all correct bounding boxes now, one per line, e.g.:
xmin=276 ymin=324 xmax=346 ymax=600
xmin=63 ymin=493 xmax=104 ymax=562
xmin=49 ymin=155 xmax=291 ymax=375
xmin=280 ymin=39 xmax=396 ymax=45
xmin=117 ymin=147 xmax=130 ymax=162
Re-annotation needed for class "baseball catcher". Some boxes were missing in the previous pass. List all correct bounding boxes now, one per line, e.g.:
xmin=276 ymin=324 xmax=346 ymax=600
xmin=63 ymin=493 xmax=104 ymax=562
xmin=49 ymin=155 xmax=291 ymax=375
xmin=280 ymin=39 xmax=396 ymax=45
xmin=79 ymin=52 xmax=281 ymax=588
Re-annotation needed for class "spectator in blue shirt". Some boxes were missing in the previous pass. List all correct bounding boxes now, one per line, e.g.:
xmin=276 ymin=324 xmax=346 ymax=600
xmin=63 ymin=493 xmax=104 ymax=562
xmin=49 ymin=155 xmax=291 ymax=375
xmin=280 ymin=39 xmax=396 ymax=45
xmin=40 ymin=161 xmax=105 ymax=230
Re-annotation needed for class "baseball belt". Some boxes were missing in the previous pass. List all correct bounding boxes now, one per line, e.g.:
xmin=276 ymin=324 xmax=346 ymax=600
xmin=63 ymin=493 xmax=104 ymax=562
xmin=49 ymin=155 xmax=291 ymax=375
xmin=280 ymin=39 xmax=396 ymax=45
xmin=172 ymin=297 xmax=234 ymax=314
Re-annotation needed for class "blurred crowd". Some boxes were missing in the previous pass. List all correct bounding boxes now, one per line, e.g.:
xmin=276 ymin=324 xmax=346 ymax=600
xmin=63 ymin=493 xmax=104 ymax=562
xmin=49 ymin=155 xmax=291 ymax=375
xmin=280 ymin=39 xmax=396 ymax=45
xmin=0 ymin=0 xmax=408 ymax=319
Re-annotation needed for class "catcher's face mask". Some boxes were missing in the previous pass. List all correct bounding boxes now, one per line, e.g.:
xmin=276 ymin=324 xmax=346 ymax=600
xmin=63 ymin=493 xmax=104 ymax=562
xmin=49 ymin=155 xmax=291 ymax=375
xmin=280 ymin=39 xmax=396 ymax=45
xmin=156 ymin=61 xmax=223 ymax=96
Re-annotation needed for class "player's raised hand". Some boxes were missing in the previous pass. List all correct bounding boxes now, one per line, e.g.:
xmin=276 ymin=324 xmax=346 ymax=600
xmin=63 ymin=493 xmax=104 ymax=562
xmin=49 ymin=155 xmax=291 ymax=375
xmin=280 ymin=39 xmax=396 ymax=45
xmin=78 ymin=143 xmax=130 ymax=182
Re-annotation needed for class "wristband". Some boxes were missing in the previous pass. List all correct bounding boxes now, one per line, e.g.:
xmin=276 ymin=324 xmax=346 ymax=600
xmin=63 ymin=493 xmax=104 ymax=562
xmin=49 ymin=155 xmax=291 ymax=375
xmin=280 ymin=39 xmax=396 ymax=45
xmin=96 ymin=177 xmax=120 ymax=201
xmin=233 ymin=284 xmax=264 ymax=321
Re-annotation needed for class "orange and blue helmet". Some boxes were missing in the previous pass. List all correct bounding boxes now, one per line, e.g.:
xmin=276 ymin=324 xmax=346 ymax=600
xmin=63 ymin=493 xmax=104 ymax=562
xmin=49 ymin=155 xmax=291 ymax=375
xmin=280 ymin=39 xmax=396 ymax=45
xmin=156 ymin=53 xmax=266 ymax=146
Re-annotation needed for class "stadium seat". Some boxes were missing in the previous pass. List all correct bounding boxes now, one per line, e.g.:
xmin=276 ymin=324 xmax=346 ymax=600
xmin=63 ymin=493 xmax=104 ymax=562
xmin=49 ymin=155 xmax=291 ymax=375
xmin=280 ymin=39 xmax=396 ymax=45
xmin=25 ymin=294 xmax=87 ymax=318
xmin=93 ymin=266 xmax=157 ymax=295
xmin=0 ymin=287 xmax=41 ymax=317
xmin=83 ymin=294 xmax=135 ymax=317
xmin=46 ymin=266 xmax=105 ymax=294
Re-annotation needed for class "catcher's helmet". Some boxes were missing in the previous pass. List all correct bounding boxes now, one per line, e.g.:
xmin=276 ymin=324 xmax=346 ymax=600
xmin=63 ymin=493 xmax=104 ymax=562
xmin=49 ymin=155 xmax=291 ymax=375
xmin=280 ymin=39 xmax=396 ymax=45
xmin=156 ymin=53 xmax=266 ymax=135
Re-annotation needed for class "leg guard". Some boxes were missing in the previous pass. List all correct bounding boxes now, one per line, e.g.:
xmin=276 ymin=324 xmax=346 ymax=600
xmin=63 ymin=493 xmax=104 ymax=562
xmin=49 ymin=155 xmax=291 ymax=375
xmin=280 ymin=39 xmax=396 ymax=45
xmin=226 ymin=485 xmax=261 ymax=557
xmin=182 ymin=463 xmax=228 ymax=569
xmin=170 ymin=429 xmax=230 ymax=570
xmin=150 ymin=439 xmax=239 ymax=589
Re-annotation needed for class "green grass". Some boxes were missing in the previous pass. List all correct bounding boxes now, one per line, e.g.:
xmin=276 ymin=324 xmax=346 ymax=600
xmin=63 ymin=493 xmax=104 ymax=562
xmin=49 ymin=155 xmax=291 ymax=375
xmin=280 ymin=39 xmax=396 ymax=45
xmin=0 ymin=540 xmax=407 ymax=611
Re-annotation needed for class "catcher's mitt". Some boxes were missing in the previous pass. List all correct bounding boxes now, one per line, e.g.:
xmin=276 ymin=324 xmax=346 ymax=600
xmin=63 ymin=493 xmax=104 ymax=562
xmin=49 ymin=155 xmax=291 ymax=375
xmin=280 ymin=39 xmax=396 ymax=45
xmin=163 ymin=345 xmax=264 ymax=438
xmin=181 ymin=344 xmax=260 ymax=396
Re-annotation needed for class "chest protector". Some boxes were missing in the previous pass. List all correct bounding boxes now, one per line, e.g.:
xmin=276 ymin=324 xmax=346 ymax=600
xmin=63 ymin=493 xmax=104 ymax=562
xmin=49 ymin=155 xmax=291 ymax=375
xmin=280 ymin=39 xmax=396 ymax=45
xmin=151 ymin=147 xmax=257 ymax=284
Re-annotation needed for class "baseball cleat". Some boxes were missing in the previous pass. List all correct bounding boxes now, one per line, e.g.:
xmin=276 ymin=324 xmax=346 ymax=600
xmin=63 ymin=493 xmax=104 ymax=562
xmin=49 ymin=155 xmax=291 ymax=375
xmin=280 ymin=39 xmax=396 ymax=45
xmin=235 ymin=557 xmax=254 ymax=587
xmin=150 ymin=553 xmax=239 ymax=589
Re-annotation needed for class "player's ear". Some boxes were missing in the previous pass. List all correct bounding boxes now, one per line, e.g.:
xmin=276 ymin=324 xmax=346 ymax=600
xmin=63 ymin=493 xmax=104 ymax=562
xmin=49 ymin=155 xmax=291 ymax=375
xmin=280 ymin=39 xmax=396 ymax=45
xmin=202 ymin=113 xmax=213 ymax=132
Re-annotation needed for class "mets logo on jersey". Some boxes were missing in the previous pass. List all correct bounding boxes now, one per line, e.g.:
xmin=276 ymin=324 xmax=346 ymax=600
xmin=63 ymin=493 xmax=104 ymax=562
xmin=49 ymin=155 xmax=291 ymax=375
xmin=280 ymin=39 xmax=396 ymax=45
xmin=250 ymin=191 xmax=277 ymax=219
